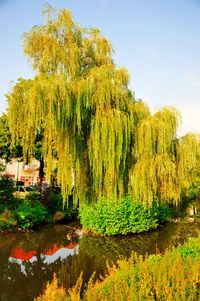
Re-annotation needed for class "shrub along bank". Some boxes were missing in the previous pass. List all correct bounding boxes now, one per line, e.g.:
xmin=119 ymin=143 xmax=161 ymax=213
xmin=0 ymin=199 xmax=48 ymax=232
xmin=187 ymin=180 xmax=200 ymax=200
xmin=0 ymin=173 xmax=198 ymax=233
xmin=36 ymin=235 xmax=200 ymax=301
xmin=79 ymin=196 xmax=170 ymax=235
xmin=0 ymin=176 xmax=77 ymax=232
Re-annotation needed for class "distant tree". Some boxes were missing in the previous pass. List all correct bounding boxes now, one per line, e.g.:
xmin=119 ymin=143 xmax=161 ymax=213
xmin=0 ymin=113 xmax=45 ymax=187
xmin=177 ymin=133 xmax=200 ymax=192
xmin=0 ymin=113 xmax=22 ymax=162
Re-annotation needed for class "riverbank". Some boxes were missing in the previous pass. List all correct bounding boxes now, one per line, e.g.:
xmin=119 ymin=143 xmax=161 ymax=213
xmin=0 ymin=184 xmax=78 ymax=233
xmin=0 ymin=200 xmax=199 ymax=301
xmin=37 ymin=234 xmax=200 ymax=301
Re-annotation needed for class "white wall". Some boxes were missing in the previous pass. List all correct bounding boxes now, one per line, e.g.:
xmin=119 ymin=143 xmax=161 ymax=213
xmin=4 ymin=159 xmax=40 ymax=185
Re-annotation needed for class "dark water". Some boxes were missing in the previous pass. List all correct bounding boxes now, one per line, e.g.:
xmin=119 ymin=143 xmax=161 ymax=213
xmin=0 ymin=200 xmax=199 ymax=301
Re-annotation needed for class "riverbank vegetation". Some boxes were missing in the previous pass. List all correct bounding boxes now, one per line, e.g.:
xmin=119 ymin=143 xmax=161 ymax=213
xmin=0 ymin=174 xmax=76 ymax=232
xmin=36 ymin=235 xmax=200 ymax=301
xmin=0 ymin=176 xmax=47 ymax=231
xmin=80 ymin=197 xmax=170 ymax=235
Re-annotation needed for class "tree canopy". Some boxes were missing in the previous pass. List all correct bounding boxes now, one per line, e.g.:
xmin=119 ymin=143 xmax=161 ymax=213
xmin=6 ymin=6 xmax=200 ymax=207
xmin=0 ymin=114 xmax=22 ymax=162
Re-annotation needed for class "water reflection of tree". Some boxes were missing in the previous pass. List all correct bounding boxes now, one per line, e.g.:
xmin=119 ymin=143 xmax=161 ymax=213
xmin=0 ymin=224 xmax=79 ymax=301
xmin=0 ymin=253 xmax=65 ymax=300
xmin=58 ymin=254 xmax=80 ymax=290
xmin=56 ymin=230 xmax=167 ymax=292
xmin=57 ymin=206 xmax=200 ymax=293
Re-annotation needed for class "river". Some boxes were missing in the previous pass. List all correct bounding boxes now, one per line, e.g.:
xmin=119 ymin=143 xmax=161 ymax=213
xmin=0 ymin=199 xmax=199 ymax=301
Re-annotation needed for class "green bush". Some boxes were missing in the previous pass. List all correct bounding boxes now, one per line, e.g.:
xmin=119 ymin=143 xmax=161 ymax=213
xmin=25 ymin=191 xmax=40 ymax=202
xmin=41 ymin=186 xmax=63 ymax=214
xmin=0 ymin=219 xmax=15 ymax=231
xmin=187 ymin=180 xmax=200 ymax=200
xmin=79 ymin=197 xmax=170 ymax=235
xmin=0 ymin=209 xmax=16 ymax=231
xmin=0 ymin=176 xmax=15 ymax=211
xmin=14 ymin=201 xmax=47 ymax=229
xmin=177 ymin=238 xmax=200 ymax=261
xmin=156 ymin=202 xmax=171 ymax=223
xmin=41 ymin=186 xmax=78 ymax=221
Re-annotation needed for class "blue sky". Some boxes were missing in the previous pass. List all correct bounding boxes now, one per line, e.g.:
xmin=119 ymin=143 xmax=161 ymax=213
xmin=0 ymin=0 xmax=200 ymax=135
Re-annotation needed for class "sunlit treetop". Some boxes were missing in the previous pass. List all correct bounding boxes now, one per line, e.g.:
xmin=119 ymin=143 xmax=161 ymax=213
xmin=24 ymin=5 xmax=114 ymax=79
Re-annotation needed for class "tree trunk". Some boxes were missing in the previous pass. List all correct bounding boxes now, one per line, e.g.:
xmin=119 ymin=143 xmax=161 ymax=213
xmin=38 ymin=157 xmax=44 ymax=188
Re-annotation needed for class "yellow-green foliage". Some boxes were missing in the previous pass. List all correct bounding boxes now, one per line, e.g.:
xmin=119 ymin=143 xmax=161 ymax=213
xmin=7 ymin=6 xmax=136 ymax=205
xmin=35 ymin=273 xmax=83 ymax=301
xmin=35 ymin=274 xmax=67 ymax=301
xmin=129 ymin=109 xmax=200 ymax=206
xmin=129 ymin=107 xmax=181 ymax=205
xmin=178 ymin=133 xmax=200 ymax=190
xmin=6 ymin=5 xmax=200 ymax=207
xmin=36 ymin=236 xmax=200 ymax=301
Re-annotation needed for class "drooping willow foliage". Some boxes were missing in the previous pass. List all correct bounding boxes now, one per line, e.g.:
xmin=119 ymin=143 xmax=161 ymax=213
xmin=129 ymin=107 xmax=181 ymax=205
xmin=7 ymin=6 xmax=200 ymax=207
xmin=177 ymin=133 xmax=200 ymax=191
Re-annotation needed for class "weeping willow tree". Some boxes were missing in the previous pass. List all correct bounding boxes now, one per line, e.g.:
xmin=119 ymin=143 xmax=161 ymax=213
xmin=129 ymin=107 xmax=200 ymax=205
xmin=129 ymin=107 xmax=181 ymax=205
xmin=7 ymin=6 xmax=200 ymax=209
xmin=177 ymin=133 xmax=200 ymax=193
xmin=7 ymin=6 xmax=138 ymax=205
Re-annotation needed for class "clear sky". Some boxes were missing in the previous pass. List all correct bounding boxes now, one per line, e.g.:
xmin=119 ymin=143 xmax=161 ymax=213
xmin=0 ymin=0 xmax=200 ymax=135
